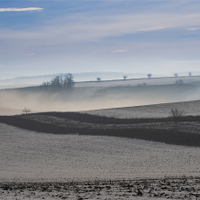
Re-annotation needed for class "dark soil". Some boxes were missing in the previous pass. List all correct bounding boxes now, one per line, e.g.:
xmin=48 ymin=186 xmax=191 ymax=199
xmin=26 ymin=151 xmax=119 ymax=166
xmin=26 ymin=111 xmax=200 ymax=124
xmin=0 ymin=112 xmax=200 ymax=147
xmin=1 ymin=177 xmax=200 ymax=199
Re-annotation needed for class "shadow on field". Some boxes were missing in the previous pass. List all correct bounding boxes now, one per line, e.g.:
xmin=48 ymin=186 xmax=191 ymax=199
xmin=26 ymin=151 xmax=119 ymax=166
xmin=0 ymin=112 xmax=200 ymax=147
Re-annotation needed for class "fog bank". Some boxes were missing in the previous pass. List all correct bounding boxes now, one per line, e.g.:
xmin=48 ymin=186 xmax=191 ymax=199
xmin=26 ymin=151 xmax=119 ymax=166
xmin=0 ymin=83 xmax=200 ymax=116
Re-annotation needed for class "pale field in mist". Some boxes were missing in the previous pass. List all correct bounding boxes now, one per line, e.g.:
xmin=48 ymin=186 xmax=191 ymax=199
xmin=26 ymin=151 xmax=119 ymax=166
xmin=0 ymin=89 xmax=200 ymax=117
xmin=85 ymin=100 xmax=200 ymax=118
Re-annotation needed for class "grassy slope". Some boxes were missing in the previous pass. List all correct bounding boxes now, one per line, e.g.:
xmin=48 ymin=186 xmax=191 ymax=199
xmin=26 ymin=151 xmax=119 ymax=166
xmin=0 ymin=112 xmax=200 ymax=147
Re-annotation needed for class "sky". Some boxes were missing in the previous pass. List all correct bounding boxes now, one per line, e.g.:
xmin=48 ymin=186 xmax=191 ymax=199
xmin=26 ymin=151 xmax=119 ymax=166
xmin=0 ymin=0 xmax=200 ymax=79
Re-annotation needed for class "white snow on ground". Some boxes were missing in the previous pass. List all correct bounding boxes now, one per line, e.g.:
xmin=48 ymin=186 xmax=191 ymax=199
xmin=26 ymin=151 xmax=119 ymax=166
xmin=1 ymin=123 xmax=200 ymax=182
xmin=85 ymin=100 xmax=200 ymax=118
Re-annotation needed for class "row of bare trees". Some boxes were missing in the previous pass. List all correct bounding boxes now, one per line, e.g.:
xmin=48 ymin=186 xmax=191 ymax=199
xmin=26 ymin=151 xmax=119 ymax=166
xmin=41 ymin=73 xmax=74 ymax=88
xmin=148 ymin=72 xmax=192 ymax=79
xmin=174 ymin=72 xmax=192 ymax=77
xmin=97 ymin=74 xmax=149 ymax=81
xmin=96 ymin=72 xmax=192 ymax=82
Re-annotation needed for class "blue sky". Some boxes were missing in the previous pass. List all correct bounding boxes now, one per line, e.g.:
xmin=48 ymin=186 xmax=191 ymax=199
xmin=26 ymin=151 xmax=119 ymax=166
xmin=0 ymin=0 xmax=200 ymax=79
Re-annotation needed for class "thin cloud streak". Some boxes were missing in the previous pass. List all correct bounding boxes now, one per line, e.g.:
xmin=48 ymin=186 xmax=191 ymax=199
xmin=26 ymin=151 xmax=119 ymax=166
xmin=172 ymin=60 xmax=200 ymax=64
xmin=139 ymin=27 xmax=165 ymax=32
xmin=112 ymin=50 xmax=128 ymax=53
xmin=188 ymin=28 xmax=200 ymax=31
xmin=1 ymin=13 xmax=200 ymax=45
xmin=0 ymin=7 xmax=43 ymax=12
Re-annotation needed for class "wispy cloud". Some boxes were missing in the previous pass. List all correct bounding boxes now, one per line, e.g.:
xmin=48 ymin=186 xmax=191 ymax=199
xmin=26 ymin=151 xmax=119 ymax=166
xmin=172 ymin=60 xmax=200 ymax=64
xmin=188 ymin=27 xmax=200 ymax=31
xmin=1 ymin=12 xmax=200 ymax=44
xmin=112 ymin=50 xmax=128 ymax=53
xmin=0 ymin=7 xmax=43 ymax=12
xmin=139 ymin=27 xmax=165 ymax=32
xmin=44 ymin=13 xmax=200 ymax=43
xmin=27 ymin=54 xmax=35 ymax=56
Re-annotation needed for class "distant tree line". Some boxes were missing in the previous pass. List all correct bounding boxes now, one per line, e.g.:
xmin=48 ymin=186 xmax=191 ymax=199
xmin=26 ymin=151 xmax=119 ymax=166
xmin=175 ymin=79 xmax=184 ymax=85
xmin=41 ymin=73 xmax=74 ymax=88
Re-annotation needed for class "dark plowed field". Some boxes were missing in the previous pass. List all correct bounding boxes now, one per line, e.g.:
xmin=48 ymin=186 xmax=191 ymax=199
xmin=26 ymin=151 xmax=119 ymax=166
xmin=0 ymin=112 xmax=200 ymax=147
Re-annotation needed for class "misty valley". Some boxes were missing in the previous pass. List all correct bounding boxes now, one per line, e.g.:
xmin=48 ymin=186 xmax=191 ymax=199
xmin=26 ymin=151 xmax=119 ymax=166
xmin=0 ymin=75 xmax=200 ymax=115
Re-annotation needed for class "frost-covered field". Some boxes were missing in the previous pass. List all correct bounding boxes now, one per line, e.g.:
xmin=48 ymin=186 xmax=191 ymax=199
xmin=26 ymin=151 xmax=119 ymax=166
xmin=85 ymin=100 xmax=200 ymax=118
xmin=1 ymin=123 xmax=200 ymax=182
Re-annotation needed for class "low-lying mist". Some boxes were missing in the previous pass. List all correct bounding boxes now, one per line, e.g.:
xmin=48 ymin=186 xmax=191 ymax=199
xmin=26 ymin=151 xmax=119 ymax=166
xmin=0 ymin=83 xmax=200 ymax=116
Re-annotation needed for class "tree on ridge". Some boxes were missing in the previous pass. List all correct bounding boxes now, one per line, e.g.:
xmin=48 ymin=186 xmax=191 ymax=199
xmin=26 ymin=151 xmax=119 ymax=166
xmin=147 ymin=73 xmax=152 ymax=79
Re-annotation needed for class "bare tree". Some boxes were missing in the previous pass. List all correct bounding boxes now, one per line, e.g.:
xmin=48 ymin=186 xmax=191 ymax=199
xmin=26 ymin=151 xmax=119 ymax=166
xmin=175 ymin=79 xmax=184 ymax=84
xmin=41 ymin=82 xmax=49 ymax=86
xmin=64 ymin=73 xmax=74 ymax=88
xmin=123 ymin=75 xmax=127 ymax=80
xmin=41 ymin=73 xmax=74 ymax=89
xmin=97 ymin=77 xmax=101 ymax=82
xmin=41 ymin=80 xmax=51 ymax=87
xmin=147 ymin=73 xmax=152 ymax=79
xmin=50 ymin=76 xmax=62 ymax=87
xmin=22 ymin=108 xmax=31 ymax=114
xmin=170 ymin=108 xmax=185 ymax=127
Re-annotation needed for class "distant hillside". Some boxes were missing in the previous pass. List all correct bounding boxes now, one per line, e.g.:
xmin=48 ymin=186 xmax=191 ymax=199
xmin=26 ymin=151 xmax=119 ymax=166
xmin=0 ymin=80 xmax=200 ymax=116
xmin=0 ymin=72 xmax=148 ymax=89
xmin=1 ymin=71 xmax=200 ymax=89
